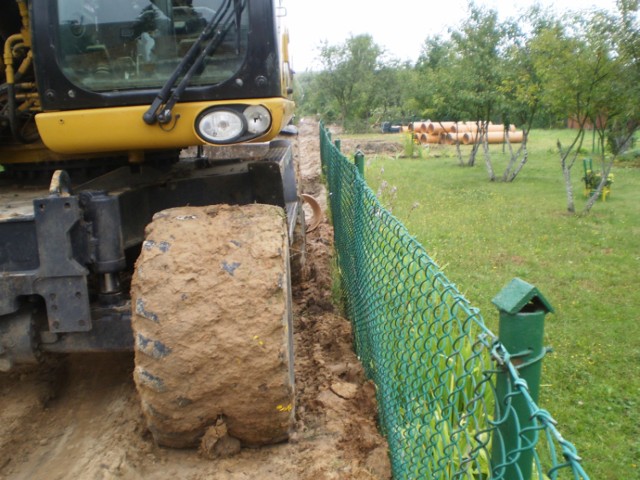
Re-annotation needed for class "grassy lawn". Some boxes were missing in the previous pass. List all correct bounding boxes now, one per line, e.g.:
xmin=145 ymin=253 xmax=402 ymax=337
xmin=347 ymin=129 xmax=640 ymax=479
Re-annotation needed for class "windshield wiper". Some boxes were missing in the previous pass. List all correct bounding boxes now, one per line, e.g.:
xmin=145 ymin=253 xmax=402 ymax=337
xmin=143 ymin=0 xmax=246 ymax=126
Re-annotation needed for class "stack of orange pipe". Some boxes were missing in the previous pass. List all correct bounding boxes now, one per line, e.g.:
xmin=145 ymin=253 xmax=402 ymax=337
xmin=407 ymin=121 xmax=523 ymax=145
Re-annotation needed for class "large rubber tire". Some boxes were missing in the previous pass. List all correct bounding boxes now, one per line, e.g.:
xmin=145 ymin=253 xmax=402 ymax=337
xmin=131 ymin=204 xmax=295 ymax=448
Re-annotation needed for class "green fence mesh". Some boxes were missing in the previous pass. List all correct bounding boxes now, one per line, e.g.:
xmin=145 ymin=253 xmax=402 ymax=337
xmin=319 ymin=122 xmax=589 ymax=480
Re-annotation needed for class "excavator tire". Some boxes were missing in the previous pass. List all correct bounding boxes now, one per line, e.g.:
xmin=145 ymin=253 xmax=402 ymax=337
xmin=131 ymin=204 xmax=295 ymax=448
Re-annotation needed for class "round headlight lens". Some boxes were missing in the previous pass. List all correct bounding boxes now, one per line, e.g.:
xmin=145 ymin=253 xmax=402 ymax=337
xmin=197 ymin=109 xmax=246 ymax=143
xmin=243 ymin=105 xmax=271 ymax=135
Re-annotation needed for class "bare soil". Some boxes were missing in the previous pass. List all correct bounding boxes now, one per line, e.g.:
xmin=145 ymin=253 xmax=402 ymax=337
xmin=0 ymin=119 xmax=391 ymax=480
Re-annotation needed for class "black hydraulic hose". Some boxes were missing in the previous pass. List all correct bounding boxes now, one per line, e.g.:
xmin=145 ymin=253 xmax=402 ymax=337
xmin=142 ymin=0 xmax=236 ymax=125
xmin=7 ymin=82 xmax=38 ymax=143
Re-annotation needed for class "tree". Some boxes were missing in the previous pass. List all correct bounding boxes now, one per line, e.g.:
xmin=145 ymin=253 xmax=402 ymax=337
xmin=532 ymin=6 xmax=640 ymax=213
xmin=497 ymin=9 xmax=549 ymax=182
xmin=581 ymin=0 xmax=640 ymax=213
xmin=418 ymin=33 xmax=496 ymax=170
xmin=416 ymin=3 xmax=510 ymax=173
xmin=315 ymin=34 xmax=383 ymax=132
xmin=451 ymin=3 xmax=509 ymax=175
xmin=533 ymin=19 xmax=600 ymax=213
xmin=414 ymin=35 xmax=456 ymax=120
xmin=369 ymin=59 xmax=415 ymax=126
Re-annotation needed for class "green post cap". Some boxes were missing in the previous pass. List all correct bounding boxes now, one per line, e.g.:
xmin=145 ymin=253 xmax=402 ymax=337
xmin=492 ymin=277 xmax=554 ymax=315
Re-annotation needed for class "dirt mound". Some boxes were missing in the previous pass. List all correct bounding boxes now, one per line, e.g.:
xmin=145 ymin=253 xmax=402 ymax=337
xmin=333 ymin=138 xmax=404 ymax=158
xmin=0 ymin=118 xmax=391 ymax=480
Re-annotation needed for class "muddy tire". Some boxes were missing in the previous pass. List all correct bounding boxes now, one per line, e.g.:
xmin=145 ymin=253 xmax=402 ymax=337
xmin=131 ymin=204 xmax=295 ymax=448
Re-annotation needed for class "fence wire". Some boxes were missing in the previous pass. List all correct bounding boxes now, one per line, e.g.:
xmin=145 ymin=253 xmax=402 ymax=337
xmin=319 ymin=122 xmax=589 ymax=480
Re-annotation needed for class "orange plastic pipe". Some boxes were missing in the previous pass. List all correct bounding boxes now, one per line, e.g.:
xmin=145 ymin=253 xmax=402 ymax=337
xmin=462 ymin=131 xmax=524 ymax=144
xmin=411 ymin=121 xmax=429 ymax=133
xmin=426 ymin=134 xmax=440 ymax=144
xmin=427 ymin=121 xmax=457 ymax=134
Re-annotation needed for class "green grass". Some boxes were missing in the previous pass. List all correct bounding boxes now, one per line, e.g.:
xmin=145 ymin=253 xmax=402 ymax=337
xmin=356 ymin=129 xmax=640 ymax=479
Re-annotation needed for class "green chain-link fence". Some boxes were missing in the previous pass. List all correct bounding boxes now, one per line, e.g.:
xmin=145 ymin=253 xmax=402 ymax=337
xmin=319 ymin=122 xmax=589 ymax=480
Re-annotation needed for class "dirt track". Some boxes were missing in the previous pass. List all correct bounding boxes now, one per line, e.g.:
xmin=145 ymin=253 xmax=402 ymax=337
xmin=0 ymin=119 xmax=391 ymax=480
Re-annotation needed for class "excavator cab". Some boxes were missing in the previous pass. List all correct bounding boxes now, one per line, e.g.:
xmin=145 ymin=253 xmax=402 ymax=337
xmin=28 ymin=0 xmax=293 ymax=153
xmin=2 ymin=0 xmax=294 ymax=154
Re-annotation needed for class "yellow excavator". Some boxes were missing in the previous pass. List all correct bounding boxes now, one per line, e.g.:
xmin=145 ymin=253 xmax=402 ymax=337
xmin=0 ymin=0 xmax=301 ymax=449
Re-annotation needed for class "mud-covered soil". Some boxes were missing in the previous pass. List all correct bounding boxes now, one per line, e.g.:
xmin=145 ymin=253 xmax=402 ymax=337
xmin=0 ymin=119 xmax=391 ymax=480
xmin=333 ymin=139 xmax=404 ymax=158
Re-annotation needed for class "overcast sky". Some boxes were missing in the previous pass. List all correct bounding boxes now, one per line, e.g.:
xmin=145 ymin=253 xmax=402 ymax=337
xmin=285 ymin=0 xmax=619 ymax=71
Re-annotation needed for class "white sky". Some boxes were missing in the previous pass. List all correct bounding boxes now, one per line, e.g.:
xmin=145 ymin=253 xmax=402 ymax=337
xmin=285 ymin=0 xmax=619 ymax=71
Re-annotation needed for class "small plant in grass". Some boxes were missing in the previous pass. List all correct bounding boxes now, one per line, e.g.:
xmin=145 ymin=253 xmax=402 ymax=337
xmin=376 ymin=167 xmax=398 ymax=212
xmin=403 ymin=132 xmax=417 ymax=158
xmin=403 ymin=132 xmax=426 ymax=159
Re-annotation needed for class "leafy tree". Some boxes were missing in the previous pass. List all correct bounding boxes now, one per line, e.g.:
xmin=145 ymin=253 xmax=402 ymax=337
xmin=414 ymin=35 xmax=456 ymax=120
xmin=315 ymin=34 xmax=383 ymax=132
xmin=580 ymin=0 xmax=640 ymax=213
xmin=450 ymin=2 xmax=509 ymax=174
xmin=532 ymin=6 xmax=640 ymax=213
xmin=369 ymin=59 xmax=415 ymax=126
xmin=415 ymin=36 xmax=478 ymax=164
xmin=497 ymin=10 xmax=549 ymax=182
xmin=293 ymin=71 xmax=325 ymax=119
xmin=415 ymin=3 xmax=510 ymax=173
xmin=531 ymin=16 xmax=598 ymax=213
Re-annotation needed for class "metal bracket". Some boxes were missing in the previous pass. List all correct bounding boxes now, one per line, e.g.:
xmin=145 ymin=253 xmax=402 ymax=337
xmin=33 ymin=195 xmax=91 ymax=332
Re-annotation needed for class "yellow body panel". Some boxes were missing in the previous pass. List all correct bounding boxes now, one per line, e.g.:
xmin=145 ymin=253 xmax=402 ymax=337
xmin=35 ymin=98 xmax=295 ymax=155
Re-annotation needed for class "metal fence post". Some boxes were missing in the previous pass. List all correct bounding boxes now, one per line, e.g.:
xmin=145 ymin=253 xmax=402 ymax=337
xmin=335 ymin=139 xmax=341 ymax=152
xmin=491 ymin=278 xmax=554 ymax=480
xmin=354 ymin=149 xmax=365 ymax=178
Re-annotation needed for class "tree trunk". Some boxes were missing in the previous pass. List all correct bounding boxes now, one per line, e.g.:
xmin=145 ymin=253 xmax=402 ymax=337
xmin=502 ymin=131 xmax=525 ymax=182
xmin=467 ymin=132 xmax=482 ymax=167
xmin=507 ymin=133 xmax=529 ymax=182
xmin=508 ymin=145 xmax=528 ymax=182
xmin=483 ymin=137 xmax=496 ymax=181
xmin=502 ymin=147 xmax=518 ymax=181
xmin=561 ymin=159 xmax=575 ymax=213
xmin=455 ymin=141 xmax=464 ymax=166
xmin=465 ymin=125 xmax=482 ymax=167
xmin=557 ymin=136 xmax=583 ymax=214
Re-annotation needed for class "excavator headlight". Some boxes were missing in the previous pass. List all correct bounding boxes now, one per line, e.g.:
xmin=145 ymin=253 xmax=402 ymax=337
xmin=196 ymin=108 xmax=246 ymax=144
xmin=243 ymin=105 xmax=271 ymax=135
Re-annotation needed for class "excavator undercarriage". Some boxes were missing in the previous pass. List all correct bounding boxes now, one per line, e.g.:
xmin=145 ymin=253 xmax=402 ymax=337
xmin=1 ymin=0 xmax=301 ymax=448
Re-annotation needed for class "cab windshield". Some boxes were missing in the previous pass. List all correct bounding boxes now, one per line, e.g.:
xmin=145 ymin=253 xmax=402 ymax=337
xmin=56 ymin=0 xmax=249 ymax=91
